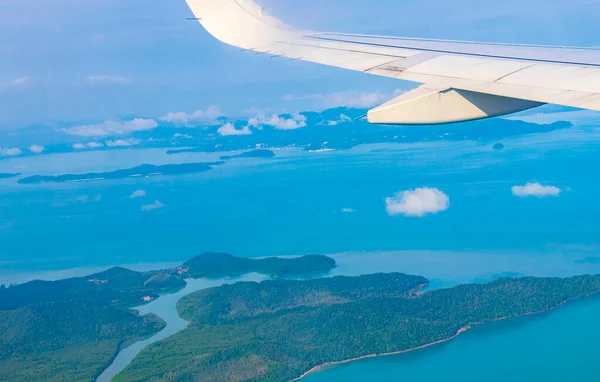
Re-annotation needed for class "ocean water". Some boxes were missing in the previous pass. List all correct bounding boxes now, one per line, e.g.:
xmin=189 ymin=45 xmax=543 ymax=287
xmin=2 ymin=128 xmax=600 ymax=380
xmin=304 ymin=295 xmax=600 ymax=382
xmin=1 ymin=128 xmax=600 ymax=277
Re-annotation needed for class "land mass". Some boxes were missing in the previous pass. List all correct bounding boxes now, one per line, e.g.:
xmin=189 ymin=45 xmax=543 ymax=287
xmin=0 ymin=173 xmax=20 ymax=179
xmin=161 ymin=109 xmax=572 ymax=155
xmin=575 ymin=256 xmax=600 ymax=265
xmin=182 ymin=252 xmax=335 ymax=279
xmin=116 ymin=273 xmax=600 ymax=382
xmin=0 ymin=253 xmax=335 ymax=381
xmin=17 ymin=162 xmax=223 ymax=184
xmin=219 ymin=149 xmax=276 ymax=160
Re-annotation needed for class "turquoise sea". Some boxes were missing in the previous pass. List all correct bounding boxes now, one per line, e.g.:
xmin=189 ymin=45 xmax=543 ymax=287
xmin=2 ymin=126 xmax=600 ymax=379
xmin=304 ymin=295 xmax=600 ymax=382
xmin=1 ymin=126 xmax=600 ymax=276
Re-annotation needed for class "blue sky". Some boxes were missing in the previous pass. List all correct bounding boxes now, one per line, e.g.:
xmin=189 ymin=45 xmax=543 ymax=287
xmin=1 ymin=0 xmax=599 ymax=128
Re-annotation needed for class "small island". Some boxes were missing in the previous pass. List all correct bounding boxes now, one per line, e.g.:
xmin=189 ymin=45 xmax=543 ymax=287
xmin=220 ymin=149 xmax=276 ymax=160
xmin=0 ymin=253 xmax=335 ymax=381
xmin=17 ymin=162 xmax=223 ymax=184
xmin=575 ymin=257 xmax=600 ymax=264
xmin=0 ymin=173 xmax=20 ymax=179
xmin=182 ymin=252 xmax=335 ymax=279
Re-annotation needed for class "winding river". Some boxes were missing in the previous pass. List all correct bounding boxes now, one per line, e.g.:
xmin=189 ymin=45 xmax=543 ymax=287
xmin=96 ymin=273 xmax=268 ymax=382
xmin=95 ymin=249 xmax=600 ymax=381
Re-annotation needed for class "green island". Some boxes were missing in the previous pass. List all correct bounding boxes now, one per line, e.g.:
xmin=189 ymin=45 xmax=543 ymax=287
xmin=17 ymin=162 xmax=223 ymax=184
xmin=181 ymin=252 xmax=335 ymax=279
xmin=219 ymin=149 xmax=276 ymax=160
xmin=116 ymin=273 xmax=600 ymax=382
xmin=0 ymin=253 xmax=335 ymax=382
xmin=0 ymin=173 xmax=20 ymax=179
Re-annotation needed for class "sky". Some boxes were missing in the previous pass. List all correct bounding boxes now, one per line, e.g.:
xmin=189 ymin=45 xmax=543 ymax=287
xmin=1 ymin=0 xmax=600 ymax=128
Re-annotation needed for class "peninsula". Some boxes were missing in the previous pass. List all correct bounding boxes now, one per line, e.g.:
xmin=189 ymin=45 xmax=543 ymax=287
xmin=0 ymin=253 xmax=335 ymax=381
xmin=4 ymin=253 xmax=600 ymax=382
xmin=116 ymin=273 xmax=600 ymax=382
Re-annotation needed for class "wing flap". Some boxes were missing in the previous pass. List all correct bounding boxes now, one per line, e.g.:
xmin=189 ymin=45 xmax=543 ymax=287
xmin=403 ymin=55 xmax=535 ymax=82
xmin=498 ymin=64 xmax=600 ymax=94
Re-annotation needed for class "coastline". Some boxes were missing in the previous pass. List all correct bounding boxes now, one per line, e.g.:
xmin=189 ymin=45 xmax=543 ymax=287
xmin=291 ymin=291 xmax=600 ymax=381
xmin=290 ymin=326 xmax=471 ymax=382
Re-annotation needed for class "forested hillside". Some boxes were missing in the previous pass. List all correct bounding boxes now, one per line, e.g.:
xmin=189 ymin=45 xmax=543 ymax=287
xmin=117 ymin=274 xmax=600 ymax=382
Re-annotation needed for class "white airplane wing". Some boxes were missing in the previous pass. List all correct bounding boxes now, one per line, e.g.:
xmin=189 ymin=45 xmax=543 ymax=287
xmin=185 ymin=0 xmax=600 ymax=125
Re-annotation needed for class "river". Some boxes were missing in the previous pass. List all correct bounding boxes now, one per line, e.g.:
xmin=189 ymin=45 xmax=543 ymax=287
xmin=96 ymin=249 xmax=600 ymax=380
xmin=96 ymin=273 xmax=268 ymax=382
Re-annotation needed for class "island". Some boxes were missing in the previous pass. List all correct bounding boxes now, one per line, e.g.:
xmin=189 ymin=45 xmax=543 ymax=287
xmin=0 ymin=253 xmax=335 ymax=381
xmin=219 ymin=149 xmax=276 ymax=160
xmin=0 ymin=173 xmax=20 ymax=179
xmin=575 ymin=256 xmax=600 ymax=264
xmin=160 ymin=113 xmax=571 ymax=155
xmin=182 ymin=252 xmax=335 ymax=279
xmin=17 ymin=162 xmax=223 ymax=184
xmin=116 ymin=273 xmax=600 ymax=382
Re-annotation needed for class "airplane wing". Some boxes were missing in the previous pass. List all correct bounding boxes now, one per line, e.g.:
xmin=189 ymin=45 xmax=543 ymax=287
xmin=185 ymin=0 xmax=600 ymax=125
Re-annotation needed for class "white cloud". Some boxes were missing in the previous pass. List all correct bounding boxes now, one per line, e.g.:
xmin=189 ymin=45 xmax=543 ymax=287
xmin=106 ymin=138 xmax=140 ymax=147
xmin=2 ymin=77 xmax=31 ymax=92
xmin=28 ymin=145 xmax=45 ymax=154
xmin=283 ymin=89 xmax=405 ymax=109
xmin=141 ymin=200 xmax=165 ymax=211
xmin=73 ymin=142 xmax=104 ymax=150
xmin=63 ymin=118 xmax=158 ymax=137
xmin=249 ymin=113 xmax=307 ymax=130
xmin=129 ymin=190 xmax=146 ymax=199
xmin=321 ymin=114 xmax=352 ymax=126
xmin=217 ymin=122 xmax=252 ymax=136
xmin=341 ymin=208 xmax=356 ymax=213
xmin=511 ymin=182 xmax=561 ymax=198
xmin=173 ymin=133 xmax=192 ymax=139
xmin=86 ymin=75 xmax=133 ymax=84
xmin=504 ymin=109 xmax=598 ymax=126
xmin=11 ymin=77 xmax=29 ymax=86
xmin=385 ymin=187 xmax=450 ymax=217
xmin=160 ymin=106 xmax=221 ymax=125
xmin=0 ymin=147 xmax=22 ymax=156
